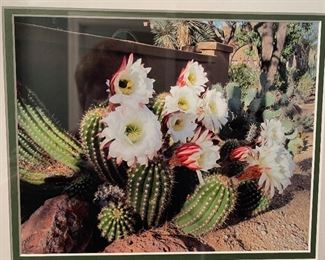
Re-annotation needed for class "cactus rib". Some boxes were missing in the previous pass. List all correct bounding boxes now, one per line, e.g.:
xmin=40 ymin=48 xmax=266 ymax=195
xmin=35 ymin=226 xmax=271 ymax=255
xmin=174 ymin=175 xmax=236 ymax=236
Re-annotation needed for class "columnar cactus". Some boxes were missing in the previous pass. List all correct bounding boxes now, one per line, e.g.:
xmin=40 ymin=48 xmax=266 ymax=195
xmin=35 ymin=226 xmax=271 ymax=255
xmin=174 ymin=175 xmax=236 ymax=236
xmin=98 ymin=202 xmax=137 ymax=242
xmin=127 ymin=161 xmax=173 ymax=228
xmin=17 ymin=90 xmax=82 ymax=171
xmin=80 ymin=107 xmax=126 ymax=186
xmin=236 ymin=181 xmax=269 ymax=217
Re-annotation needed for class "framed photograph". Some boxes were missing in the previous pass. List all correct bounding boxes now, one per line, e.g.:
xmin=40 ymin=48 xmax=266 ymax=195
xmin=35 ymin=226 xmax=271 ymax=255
xmin=1 ymin=1 xmax=325 ymax=260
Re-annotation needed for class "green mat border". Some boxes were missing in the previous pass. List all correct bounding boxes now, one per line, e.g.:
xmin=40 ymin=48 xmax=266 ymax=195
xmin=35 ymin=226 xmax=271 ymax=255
xmin=3 ymin=8 xmax=325 ymax=260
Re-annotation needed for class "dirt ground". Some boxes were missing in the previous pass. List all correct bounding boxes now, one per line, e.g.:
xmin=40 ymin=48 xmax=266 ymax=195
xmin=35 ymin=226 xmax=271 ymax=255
xmin=200 ymin=101 xmax=314 ymax=252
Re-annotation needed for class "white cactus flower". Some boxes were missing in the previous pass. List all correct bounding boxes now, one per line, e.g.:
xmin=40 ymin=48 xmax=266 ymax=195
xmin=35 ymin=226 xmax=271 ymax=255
xmin=109 ymin=54 xmax=155 ymax=106
xmin=164 ymin=86 xmax=201 ymax=115
xmin=200 ymin=89 xmax=228 ymax=133
xmin=100 ymin=105 xmax=162 ymax=166
xmin=166 ymin=112 xmax=197 ymax=143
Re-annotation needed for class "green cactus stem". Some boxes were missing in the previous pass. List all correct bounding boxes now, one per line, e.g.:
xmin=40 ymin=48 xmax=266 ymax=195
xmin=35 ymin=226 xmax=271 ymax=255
xmin=98 ymin=202 xmax=137 ymax=242
xmin=236 ymin=181 xmax=269 ymax=217
xmin=17 ymin=94 xmax=82 ymax=171
xmin=224 ymin=161 xmax=245 ymax=177
xmin=64 ymin=170 xmax=100 ymax=200
xmin=80 ymin=107 xmax=126 ymax=186
xmin=19 ymin=163 xmax=74 ymax=185
xmin=174 ymin=175 xmax=236 ymax=236
xmin=127 ymin=161 xmax=173 ymax=228
xmin=151 ymin=92 xmax=169 ymax=121
xmin=219 ymin=139 xmax=240 ymax=161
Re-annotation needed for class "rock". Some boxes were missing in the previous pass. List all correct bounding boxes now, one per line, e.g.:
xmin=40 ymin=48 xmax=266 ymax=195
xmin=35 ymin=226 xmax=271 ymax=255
xmin=104 ymin=225 xmax=214 ymax=253
xmin=21 ymin=195 xmax=92 ymax=254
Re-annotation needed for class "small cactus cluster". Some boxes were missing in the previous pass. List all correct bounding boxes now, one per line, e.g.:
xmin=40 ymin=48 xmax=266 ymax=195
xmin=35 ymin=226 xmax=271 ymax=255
xmin=174 ymin=175 xmax=236 ymax=236
xmin=127 ymin=162 xmax=173 ymax=228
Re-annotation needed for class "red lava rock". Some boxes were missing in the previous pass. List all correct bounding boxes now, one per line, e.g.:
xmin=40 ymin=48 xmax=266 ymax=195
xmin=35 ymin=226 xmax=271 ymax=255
xmin=104 ymin=225 xmax=214 ymax=253
xmin=21 ymin=194 xmax=92 ymax=254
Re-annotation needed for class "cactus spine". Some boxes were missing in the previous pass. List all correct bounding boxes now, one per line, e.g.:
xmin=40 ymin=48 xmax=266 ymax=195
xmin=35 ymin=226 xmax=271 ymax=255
xmin=80 ymin=107 xmax=126 ymax=185
xmin=127 ymin=162 xmax=173 ymax=228
xmin=98 ymin=202 xmax=137 ymax=242
xmin=236 ymin=181 xmax=269 ymax=216
xmin=174 ymin=175 xmax=236 ymax=236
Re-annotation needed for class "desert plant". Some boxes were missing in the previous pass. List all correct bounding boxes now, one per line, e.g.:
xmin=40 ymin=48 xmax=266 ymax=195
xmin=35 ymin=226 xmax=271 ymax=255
xmin=80 ymin=106 xmax=127 ymax=186
xmin=174 ymin=174 xmax=237 ymax=236
xmin=127 ymin=161 xmax=173 ymax=228
xmin=235 ymin=181 xmax=270 ymax=217
xmin=17 ymin=87 xmax=82 ymax=184
xmin=296 ymin=72 xmax=315 ymax=102
xmin=98 ymin=201 xmax=138 ymax=242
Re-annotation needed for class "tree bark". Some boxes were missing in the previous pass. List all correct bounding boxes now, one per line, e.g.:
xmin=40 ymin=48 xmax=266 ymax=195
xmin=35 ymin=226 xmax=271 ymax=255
xmin=258 ymin=22 xmax=287 ymax=92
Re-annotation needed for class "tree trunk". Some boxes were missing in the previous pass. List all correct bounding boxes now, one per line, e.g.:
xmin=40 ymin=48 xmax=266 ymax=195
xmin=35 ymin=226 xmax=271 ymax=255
xmin=257 ymin=22 xmax=287 ymax=92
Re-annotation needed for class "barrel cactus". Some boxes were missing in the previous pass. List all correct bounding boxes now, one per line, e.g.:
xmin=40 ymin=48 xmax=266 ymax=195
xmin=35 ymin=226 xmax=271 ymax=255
xmin=98 ymin=202 xmax=137 ymax=242
xmin=127 ymin=161 xmax=173 ymax=228
xmin=236 ymin=181 xmax=270 ymax=217
xmin=174 ymin=175 xmax=237 ymax=236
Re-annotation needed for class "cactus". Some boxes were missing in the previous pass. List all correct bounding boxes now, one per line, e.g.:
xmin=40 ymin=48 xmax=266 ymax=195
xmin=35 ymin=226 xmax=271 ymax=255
xmin=243 ymin=88 xmax=257 ymax=110
xmin=226 ymin=82 xmax=242 ymax=114
xmin=93 ymin=183 xmax=126 ymax=208
xmin=224 ymin=161 xmax=245 ymax=177
xmin=264 ymin=91 xmax=277 ymax=107
xmin=262 ymin=108 xmax=282 ymax=121
xmin=236 ymin=181 xmax=269 ymax=217
xmin=174 ymin=175 xmax=236 ymax=236
xmin=127 ymin=161 xmax=173 ymax=228
xmin=245 ymin=123 xmax=259 ymax=143
xmin=287 ymin=136 xmax=304 ymax=155
xmin=151 ymin=92 xmax=169 ymax=120
xmin=219 ymin=139 xmax=240 ymax=161
xmin=98 ymin=202 xmax=137 ymax=242
xmin=80 ymin=107 xmax=127 ymax=186
xmin=64 ymin=170 xmax=100 ymax=200
xmin=19 ymin=164 xmax=74 ymax=185
xmin=17 ymin=91 xmax=82 ymax=172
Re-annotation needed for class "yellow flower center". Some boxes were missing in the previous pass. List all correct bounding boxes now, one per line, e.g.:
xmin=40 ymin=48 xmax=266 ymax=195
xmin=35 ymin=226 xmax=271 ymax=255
xmin=178 ymin=97 xmax=189 ymax=111
xmin=209 ymin=101 xmax=217 ymax=113
xmin=112 ymin=208 xmax=122 ymax=219
xmin=125 ymin=123 xmax=143 ymax=143
xmin=172 ymin=118 xmax=185 ymax=131
xmin=197 ymin=153 xmax=205 ymax=168
xmin=188 ymin=72 xmax=196 ymax=85
xmin=118 ymin=79 xmax=134 ymax=95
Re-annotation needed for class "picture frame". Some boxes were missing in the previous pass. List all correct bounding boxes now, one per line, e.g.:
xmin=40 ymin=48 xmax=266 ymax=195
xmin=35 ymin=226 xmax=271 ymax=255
xmin=1 ymin=1 xmax=325 ymax=260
